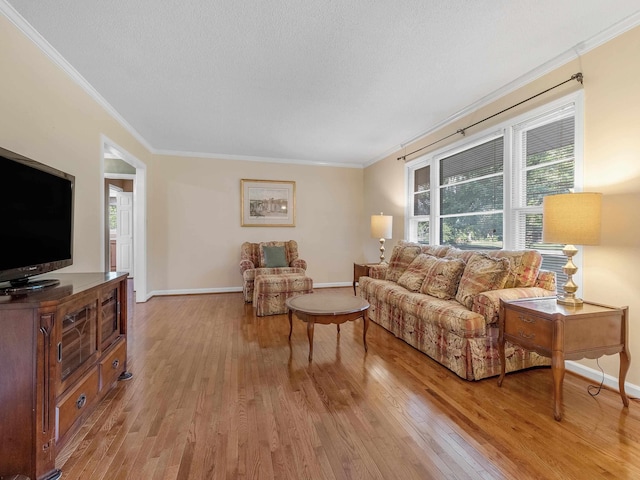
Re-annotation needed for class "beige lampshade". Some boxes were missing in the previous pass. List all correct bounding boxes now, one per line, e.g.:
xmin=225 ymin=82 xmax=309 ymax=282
xmin=542 ymin=192 xmax=602 ymax=245
xmin=371 ymin=213 xmax=393 ymax=239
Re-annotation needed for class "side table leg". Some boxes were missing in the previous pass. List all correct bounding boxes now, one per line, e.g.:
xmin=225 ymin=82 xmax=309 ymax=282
xmin=619 ymin=307 xmax=630 ymax=407
xmin=363 ymin=311 xmax=369 ymax=352
xmin=307 ymin=321 xmax=315 ymax=362
xmin=619 ymin=349 xmax=631 ymax=407
xmin=552 ymin=350 xmax=565 ymax=421
xmin=288 ymin=310 xmax=293 ymax=341
xmin=497 ymin=305 xmax=505 ymax=387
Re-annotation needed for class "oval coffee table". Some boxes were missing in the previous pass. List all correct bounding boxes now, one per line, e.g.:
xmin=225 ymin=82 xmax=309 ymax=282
xmin=286 ymin=293 xmax=370 ymax=362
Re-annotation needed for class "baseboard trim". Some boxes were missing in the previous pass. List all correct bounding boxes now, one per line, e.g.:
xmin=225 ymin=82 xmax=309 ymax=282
xmin=146 ymin=282 xmax=352 ymax=299
xmin=148 ymin=286 xmax=243 ymax=298
xmin=566 ymin=360 xmax=640 ymax=400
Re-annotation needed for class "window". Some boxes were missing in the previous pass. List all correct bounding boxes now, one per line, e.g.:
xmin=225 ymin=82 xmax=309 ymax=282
xmin=406 ymin=93 xmax=582 ymax=283
xmin=439 ymin=136 xmax=503 ymax=250
xmin=511 ymin=106 xmax=578 ymax=285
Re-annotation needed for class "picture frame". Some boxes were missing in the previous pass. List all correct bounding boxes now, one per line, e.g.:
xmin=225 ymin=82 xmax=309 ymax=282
xmin=241 ymin=179 xmax=296 ymax=227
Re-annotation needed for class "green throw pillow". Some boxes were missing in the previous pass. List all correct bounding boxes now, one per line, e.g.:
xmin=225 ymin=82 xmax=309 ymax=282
xmin=263 ymin=245 xmax=288 ymax=268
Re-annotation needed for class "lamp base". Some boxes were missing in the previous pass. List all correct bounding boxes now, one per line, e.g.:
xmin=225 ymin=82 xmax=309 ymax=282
xmin=379 ymin=238 xmax=386 ymax=263
xmin=556 ymin=294 xmax=584 ymax=307
xmin=557 ymin=244 xmax=583 ymax=307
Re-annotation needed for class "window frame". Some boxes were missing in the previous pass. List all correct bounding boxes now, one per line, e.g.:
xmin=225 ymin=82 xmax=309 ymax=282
xmin=405 ymin=91 xmax=584 ymax=279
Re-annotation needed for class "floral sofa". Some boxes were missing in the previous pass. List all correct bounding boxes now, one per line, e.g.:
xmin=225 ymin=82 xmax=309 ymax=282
xmin=359 ymin=241 xmax=555 ymax=380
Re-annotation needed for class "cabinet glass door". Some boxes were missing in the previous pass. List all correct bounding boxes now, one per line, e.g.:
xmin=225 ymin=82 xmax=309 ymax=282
xmin=100 ymin=287 xmax=120 ymax=349
xmin=60 ymin=305 xmax=97 ymax=381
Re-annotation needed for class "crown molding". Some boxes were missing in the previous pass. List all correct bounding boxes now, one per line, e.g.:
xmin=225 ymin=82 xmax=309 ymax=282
xmin=366 ymin=9 xmax=640 ymax=168
xmin=0 ymin=0 xmax=154 ymax=152
xmin=152 ymin=148 xmax=363 ymax=169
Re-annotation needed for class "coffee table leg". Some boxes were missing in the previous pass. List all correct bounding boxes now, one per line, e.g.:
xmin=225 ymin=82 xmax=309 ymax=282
xmin=363 ymin=311 xmax=369 ymax=352
xmin=288 ymin=310 xmax=293 ymax=341
xmin=307 ymin=321 xmax=315 ymax=362
xmin=337 ymin=324 xmax=340 ymax=334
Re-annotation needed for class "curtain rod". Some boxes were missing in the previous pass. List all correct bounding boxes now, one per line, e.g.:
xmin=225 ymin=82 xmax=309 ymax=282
xmin=397 ymin=72 xmax=583 ymax=162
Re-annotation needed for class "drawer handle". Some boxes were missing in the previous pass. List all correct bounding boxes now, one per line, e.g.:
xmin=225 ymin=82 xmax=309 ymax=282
xmin=518 ymin=330 xmax=535 ymax=340
xmin=518 ymin=315 xmax=536 ymax=324
xmin=76 ymin=393 xmax=87 ymax=410
xmin=112 ymin=359 xmax=120 ymax=369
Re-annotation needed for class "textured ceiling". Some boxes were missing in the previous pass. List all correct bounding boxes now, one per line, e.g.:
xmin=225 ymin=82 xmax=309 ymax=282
xmin=4 ymin=1 xmax=640 ymax=166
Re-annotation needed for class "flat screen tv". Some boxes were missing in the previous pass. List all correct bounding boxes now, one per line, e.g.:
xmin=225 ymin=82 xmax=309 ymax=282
xmin=0 ymin=146 xmax=74 ymax=294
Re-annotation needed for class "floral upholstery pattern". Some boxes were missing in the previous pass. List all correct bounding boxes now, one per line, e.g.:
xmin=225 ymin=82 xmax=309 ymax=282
xmin=253 ymin=273 xmax=313 ymax=316
xmin=486 ymin=250 xmax=543 ymax=288
xmin=534 ymin=270 xmax=557 ymax=291
xmin=240 ymin=240 xmax=307 ymax=302
xmin=385 ymin=244 xmax=422 ymax=282
xmin=358 ymin=241 xmax=554 ymax=381
xmin=473 ymin=287 xmax=555 ymax=325
xmin=421 ymin=257 xmax=466 ymax=300
xmin=455 ymin=254 xmax=510 ymax=309
xmin=397 ymin=254 xmax=438 ymax=292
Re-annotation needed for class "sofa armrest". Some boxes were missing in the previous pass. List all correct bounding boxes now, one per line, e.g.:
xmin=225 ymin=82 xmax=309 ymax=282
xmin=534 ymin=269 xmax=556 ymax=292
xmin=473 ymin=287 xmax=556 ymax=325
xmin=240 ymin=259 xmax=255 ymax=275
xmin=367 ymin=263 xmax=388 ymax=279
xmin=290 ymin=258 xmax=307 ymax=270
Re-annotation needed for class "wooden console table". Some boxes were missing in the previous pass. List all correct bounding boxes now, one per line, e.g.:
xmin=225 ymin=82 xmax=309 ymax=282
xmin=0 ymin=273 xmax=131 ymax=480
xmin=498 ymin=297 xmax=630 ymax=421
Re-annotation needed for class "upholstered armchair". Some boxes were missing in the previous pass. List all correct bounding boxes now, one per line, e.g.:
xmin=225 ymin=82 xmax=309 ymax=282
xmin=240 ymin=240 xmax=308 ymax=302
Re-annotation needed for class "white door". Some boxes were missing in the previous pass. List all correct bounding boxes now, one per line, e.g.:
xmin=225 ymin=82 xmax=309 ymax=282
xmin=116 ymin=192 xmax=133 ymax=276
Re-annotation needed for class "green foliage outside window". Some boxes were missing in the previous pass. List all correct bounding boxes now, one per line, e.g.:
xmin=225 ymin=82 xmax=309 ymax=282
xmin=109 ymin=205 xmax=117 ymax=230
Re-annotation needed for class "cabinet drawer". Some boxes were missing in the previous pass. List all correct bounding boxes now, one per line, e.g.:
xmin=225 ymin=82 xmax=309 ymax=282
xmin=100 ymin=340 xmax=126 ymax=390
xmin=56 ymin=368 xmax=99 ymax=442
xmin=504 ymin=309 xmax=552 ymax=349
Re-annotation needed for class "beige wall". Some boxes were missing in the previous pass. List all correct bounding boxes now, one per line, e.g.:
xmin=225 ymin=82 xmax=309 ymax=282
xmin=147 ymin=155 xmax=364 ymax=293
xmin=0 ymin=15 xmax=152 ymax=275
xmin=364 ymin=25 xmax=640 ymax=386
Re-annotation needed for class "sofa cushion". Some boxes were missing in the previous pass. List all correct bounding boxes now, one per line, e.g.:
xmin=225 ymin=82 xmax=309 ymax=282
xmin=486 ymin=250 xmax=542 ymax=288
xmin=262 ymin=245 xmax=288 ymax=267
xmin=420 ymin=244 xmax=452 ymax=257
xmin=258 ymin=241 xmax=289 ymax=267
xmin=455 ymin=254 xmax=510 ymax=309
xmin=385 ymin=244 xmax=422 ymax=282
xmin=421 ymin=257 xmax=466 ymax=300
xmin=444 ymin=247 xmax=477 ymax=263
xmin=397 ymin=254 xmax=438 ymax=292
xmin=396 ymin=292 xmax=487 ymax=338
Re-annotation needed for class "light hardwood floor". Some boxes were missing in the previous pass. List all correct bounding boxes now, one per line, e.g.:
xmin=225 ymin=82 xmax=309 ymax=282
xmin=57 ymin=287 xmax=640 ymax=479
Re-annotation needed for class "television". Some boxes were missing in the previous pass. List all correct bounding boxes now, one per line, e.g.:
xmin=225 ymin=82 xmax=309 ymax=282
xmin=0 ymin=146 xmax=74 ymax=294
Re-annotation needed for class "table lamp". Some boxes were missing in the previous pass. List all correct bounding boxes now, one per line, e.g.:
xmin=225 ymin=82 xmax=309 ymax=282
xmin=371 ymin=213 xmax=393 ymax=263
xmin=542 ymin=192 xmax=602 ymax=306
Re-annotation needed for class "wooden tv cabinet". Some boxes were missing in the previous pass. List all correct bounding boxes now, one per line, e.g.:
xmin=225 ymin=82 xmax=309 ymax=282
xmin=0 ymin=272 xmax=131 ymax=480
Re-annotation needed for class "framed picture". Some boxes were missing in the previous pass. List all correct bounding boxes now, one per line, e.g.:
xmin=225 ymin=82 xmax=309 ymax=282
xmin=241 ymin=179 xmax=296 ymax=227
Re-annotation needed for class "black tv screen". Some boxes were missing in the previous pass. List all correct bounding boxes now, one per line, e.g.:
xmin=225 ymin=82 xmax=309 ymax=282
xmin=0 ymin=146 xmax=74 ymax=288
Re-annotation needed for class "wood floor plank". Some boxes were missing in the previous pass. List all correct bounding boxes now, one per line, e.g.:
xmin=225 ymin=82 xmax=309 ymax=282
xmin=56 ymin=286 xmax=640 ymax=479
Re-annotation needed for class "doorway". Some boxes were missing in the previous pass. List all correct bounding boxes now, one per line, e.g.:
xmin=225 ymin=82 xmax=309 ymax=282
xmin=102 ymin=137 xmax=148 ymax=302
xmin=106 ymin=184 xmax=133 ymax=274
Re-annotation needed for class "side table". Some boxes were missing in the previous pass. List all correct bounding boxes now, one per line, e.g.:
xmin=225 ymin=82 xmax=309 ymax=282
xmin=498 ymin=297 xmax=630 ymax=421
xmin=353 ymin=262 xmax=376 ymax=295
